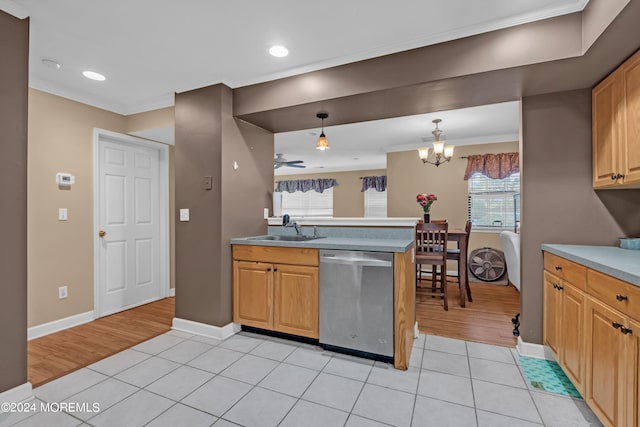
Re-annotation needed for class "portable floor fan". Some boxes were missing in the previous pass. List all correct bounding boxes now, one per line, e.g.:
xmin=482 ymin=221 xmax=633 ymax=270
xmin=274 ymin=153 xmax=306 ymax=169
xmin=469 ymin=247 xmax=506 ymax=282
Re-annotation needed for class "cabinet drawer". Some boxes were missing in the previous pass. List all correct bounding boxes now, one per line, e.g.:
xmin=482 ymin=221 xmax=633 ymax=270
xmin=544 ymin=253 xmax=587 ymax=291
xmin=233 ymin=245 xmax=319 ymax=266
xmin=588 ymin=269 xmax=640 ymax=321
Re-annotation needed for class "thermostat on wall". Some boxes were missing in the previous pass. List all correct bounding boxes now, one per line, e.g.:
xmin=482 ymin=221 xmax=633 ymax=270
xmin=56 ymin=173 xmax=75 ymax=186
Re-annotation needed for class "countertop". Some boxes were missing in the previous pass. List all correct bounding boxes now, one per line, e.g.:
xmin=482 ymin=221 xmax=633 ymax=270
xmin=542 ymin=244 xmax=640 ymax=286
xmin=230 ymin=235 xmax=414 ymax=253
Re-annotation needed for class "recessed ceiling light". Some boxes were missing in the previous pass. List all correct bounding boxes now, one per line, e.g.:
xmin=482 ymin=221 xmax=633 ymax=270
xmin=269 ymin=45 xmax=289 ymax=58
xmin=41 ymin=58 xmax=61 ymax=70
xmin=82 ymin=70 xmax=106 ymax=81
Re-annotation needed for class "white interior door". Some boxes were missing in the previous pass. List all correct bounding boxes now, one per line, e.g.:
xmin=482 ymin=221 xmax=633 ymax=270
xmin=96 ymin=133 xmax=164 ymax=317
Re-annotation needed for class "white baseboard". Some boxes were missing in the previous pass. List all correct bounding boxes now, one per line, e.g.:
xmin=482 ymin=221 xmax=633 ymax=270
xmin=168 ymin=288 xmax=175 ymax=297
xmin=27 ymin=311 xmax=95 ymax=341
xmin=516 ymin=336 xmax=557 ymax=361
xmin=172 ymin=317 xmax=240 ymax=341
xmin=0 ymin=382 xmax=33 ymax=405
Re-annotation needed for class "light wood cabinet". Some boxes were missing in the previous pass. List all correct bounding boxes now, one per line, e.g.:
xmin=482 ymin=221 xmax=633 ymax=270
xmin=543 ymin=269 xmax=586 ymax=393
xmin=593 ymin=48 xmax=640 ymax=189
xmin=543 ymin=271 xmax=561 ymax=354
xmin=233 ymin=261 xmax=273 ymax=330
xmin=232 ymin=246 xmax=319 ymax=339
xmin=560 ymin=283 xmax=586 ymax=392
xmin=273 ymin=264 xmax=319 ymax=338
xmin=625 ymin=318 xmax=640 ymax=427
xmin=585 ymin=297 xmax=626 ymax=427
xmin=544 ymin=251 xmax=640 ymax=427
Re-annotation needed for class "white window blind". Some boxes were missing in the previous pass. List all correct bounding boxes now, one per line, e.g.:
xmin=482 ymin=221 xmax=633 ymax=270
xmin=468 ymin=172 xmax=520 ymax=230
xmin=281 ymin=188 xmax=333 ymax=217
xmin=364 ymin=188 xmax=387 ymax=217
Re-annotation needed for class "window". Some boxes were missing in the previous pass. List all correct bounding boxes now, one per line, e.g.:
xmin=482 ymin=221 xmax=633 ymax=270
xmin=364 ymin=188 xmax=387 ymax=217
xmin=281 ymin=188 xmax=333 ymax=217
xmin=468 ymin=172 xmax=520 ymax=230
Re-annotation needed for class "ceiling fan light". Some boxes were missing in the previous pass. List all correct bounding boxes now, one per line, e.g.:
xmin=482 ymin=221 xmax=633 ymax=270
xmin=316 ymin=133 xmax=330 ymax=151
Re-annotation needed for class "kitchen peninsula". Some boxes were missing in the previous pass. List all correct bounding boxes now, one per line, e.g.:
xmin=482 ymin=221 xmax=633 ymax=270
xmin=230 ymin=217 xmax=418 ymax=370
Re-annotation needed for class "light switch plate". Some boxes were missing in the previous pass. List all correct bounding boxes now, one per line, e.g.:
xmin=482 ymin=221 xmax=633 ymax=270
xmin=179 ymin=209 xmax=190 ymax=222
xmin=58 ymin=208 xmax=68 ymax=221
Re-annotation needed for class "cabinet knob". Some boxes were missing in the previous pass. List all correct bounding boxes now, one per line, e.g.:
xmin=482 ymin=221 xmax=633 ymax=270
xmin=612 ymin=322 xmax=623 ymax=329
xmin=556 ymin=284 xmax=564 ymax=290
xmin=267 ymin=268 xmax=272 ymax=271
xmin=273 ymin=268 xmax=278 ymax=272
xmin=615 ymin=294 xmax=628 ymax=302
xmin=552 ymin=283 xmax=558 ymax=289
xmin=621 ymin=327 xmax=633 ymax=335
xmin=618 ymin=173 xmax=625 ymax=179
xmin=554 ymin=266 xmax=562 ymax=271
xmin=611 ymin=174 xmax=618 ymax=180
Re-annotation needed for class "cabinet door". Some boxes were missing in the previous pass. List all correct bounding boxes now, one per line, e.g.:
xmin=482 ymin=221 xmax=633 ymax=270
xmin=586 ymin=298 xmax=626 ymax=427
xmin=622 ymin=51 xmax=640 ymax=185
xmin=593 ymin=72 xmax=622 ymax=188
xmin=233 ymin=261 xmax=273 ymax=330
xmin=560 ymin=283 xmax=586 ymax=394
xmin=625 ymin=318 xmax=640 ymax=427
xmin=543 ymin=271 xmax=562 ymax=354
xmin=273 ymin=264 xmax=319 ymax=338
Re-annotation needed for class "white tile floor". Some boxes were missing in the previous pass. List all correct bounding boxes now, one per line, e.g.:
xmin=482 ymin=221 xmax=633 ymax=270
xmin=0 ymin=331 xmax=603 ymax=427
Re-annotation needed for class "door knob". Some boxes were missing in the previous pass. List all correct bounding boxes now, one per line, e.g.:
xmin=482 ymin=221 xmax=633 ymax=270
xmin=99 ymin=230 xmax=106 ymax=237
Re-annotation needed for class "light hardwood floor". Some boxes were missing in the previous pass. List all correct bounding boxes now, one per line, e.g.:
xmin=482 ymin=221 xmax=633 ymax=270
xmin=417 ymin=280 xmax=521 ymax=347
xmin=28 ymin=297 xmax=174 ymax=388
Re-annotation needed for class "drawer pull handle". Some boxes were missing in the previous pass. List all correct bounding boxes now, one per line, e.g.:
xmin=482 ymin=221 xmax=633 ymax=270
xmin=621 ymin=327 xmax=633 ymax=335
xmin=554 ymin=266 xmax=562 ymax=271
xmin=615 ymin=294 xmax=628 ymax=302
xmin=612 ymin=322 xmax=623 ymax=329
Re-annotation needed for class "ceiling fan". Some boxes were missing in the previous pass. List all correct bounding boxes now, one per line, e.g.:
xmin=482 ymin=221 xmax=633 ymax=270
xmin=274 ymin=153 xmax=306 ymax=169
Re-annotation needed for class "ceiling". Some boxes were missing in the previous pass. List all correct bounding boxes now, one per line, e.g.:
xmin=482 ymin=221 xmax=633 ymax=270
xmin=274 ymin=101 xmax=519 ymax=175
xmin=12 ymin=0 xmax=588 ymax=115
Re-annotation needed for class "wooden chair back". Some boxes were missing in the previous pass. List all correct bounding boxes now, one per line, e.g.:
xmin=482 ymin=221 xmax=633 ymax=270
xmin=415 ymin=222 xmax=448 ymax=256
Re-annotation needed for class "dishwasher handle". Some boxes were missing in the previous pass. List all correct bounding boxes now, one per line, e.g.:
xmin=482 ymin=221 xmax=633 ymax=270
xmin=321 ymin=254 xmax=392 ymax=268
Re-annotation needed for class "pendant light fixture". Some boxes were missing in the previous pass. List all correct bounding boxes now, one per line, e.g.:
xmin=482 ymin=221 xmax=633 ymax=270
xmin=418 ymin=119 xmax=454 ymax=167
xmin=316 ymin=113 xmax=330 ymax=151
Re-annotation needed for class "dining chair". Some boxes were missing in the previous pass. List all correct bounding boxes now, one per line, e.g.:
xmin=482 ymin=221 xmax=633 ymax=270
xmin=446 ymin=220 xmax=473 ymax=303
xmin=415 ymin=222 xmax=449 ymax=310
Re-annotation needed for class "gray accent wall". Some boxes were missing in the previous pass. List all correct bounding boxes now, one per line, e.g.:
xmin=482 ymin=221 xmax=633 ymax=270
xmin=520 ymin=89 xmax=640 ymax=344
xmin=175 ymin=84 xmax=273 ymax=327
xmin=0 ymin=11 xmax=29 ymax=393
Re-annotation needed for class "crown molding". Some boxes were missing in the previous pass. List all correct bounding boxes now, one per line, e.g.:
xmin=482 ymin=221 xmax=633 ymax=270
xmin=0 ymin=0 xmax=29 ymax=19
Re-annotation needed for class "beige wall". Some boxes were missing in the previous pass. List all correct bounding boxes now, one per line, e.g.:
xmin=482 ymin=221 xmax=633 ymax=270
xmin=27 ymin=89 xmax=175 ymax=328
xmin=387 ymin=141 xmax=519 ymax=260
xmin=275 ymin=169 xmax=387 ymax=217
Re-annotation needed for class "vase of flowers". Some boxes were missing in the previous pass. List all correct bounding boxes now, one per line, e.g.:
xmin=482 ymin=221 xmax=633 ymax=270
xmin=416 ymin=193 xmax=437 ymax=223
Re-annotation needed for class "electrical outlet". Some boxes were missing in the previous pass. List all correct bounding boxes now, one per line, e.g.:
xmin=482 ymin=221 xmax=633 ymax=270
xmin=58 ymin=208 xmax=68 ymax=221
xmin=263 ymin=208 xmax=269 ymax=219
xmin=59 ymin=286 xmax=68 ymax=299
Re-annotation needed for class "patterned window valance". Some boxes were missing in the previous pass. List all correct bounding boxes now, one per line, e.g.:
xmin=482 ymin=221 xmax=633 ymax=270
xmin=275 ymin=178 xmax=338 ymax=194
xmin=463 ymin=152 xmax=520 ymax=180
xmin=361 ymin=175 xmax=387 ymax=192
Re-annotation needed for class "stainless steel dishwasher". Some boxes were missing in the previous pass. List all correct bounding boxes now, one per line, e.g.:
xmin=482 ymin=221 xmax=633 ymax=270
xmin=319 ymin=249 xmax=394 ymax=358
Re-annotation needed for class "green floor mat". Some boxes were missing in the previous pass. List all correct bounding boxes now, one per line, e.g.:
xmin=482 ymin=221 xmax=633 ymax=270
xmin=519 ymin=356 xmax=582 ymax=398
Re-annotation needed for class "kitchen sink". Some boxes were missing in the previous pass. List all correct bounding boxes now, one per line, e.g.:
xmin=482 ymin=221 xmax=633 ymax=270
xmin=247 ymin=235 xmax=324 ymax=242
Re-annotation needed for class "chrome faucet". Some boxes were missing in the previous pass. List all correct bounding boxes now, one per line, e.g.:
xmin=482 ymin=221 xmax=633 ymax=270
xmin=282 ymin=214 xmax=302 ymax=235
